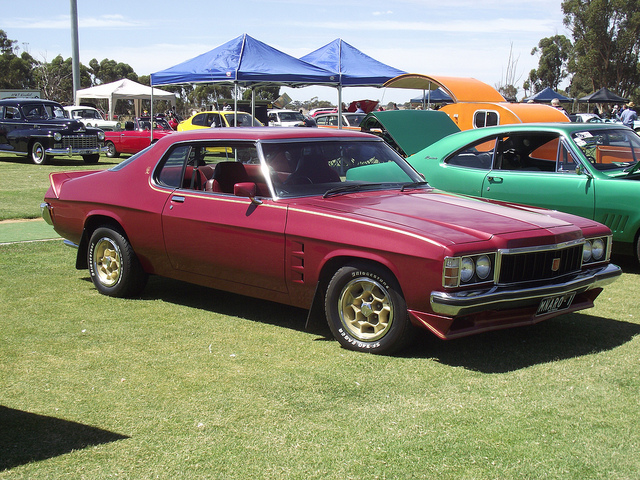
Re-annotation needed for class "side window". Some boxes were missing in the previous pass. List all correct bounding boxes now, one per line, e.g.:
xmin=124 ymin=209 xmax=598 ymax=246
xmin=192 ymin=113 xmax=206 ymax=127
xmin=156 ymin=145 xmax=191 ymax=188
xmin=8 ymin=107 xmax=21 ymax=120
xmin=473 ymin=110 xmax=499 ymax=128
xmin=23 ymin=104 xmax=43 ymax=119
xmin=208 ymin=113 xmax=223 ymax=127
xmin=156 ymin=142 xmax=265 ymax=194
xmin=557 ymin=142 xmax=578 ymax=172
xmin=445 ymin=137 xmax=496 ymax=169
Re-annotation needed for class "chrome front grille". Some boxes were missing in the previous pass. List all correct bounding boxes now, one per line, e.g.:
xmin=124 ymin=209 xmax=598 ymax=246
xmin=61 ymin=135 xmax=99 ymax=149
xmin=497 ymin=243 xmax=583 ymax=285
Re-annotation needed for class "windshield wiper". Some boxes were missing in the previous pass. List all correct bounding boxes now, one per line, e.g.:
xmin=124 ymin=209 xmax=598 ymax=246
xmin=401 ymin=181 xmax=429 ymax=191
xmin=323 ymin=183 xmax=380 ymax=198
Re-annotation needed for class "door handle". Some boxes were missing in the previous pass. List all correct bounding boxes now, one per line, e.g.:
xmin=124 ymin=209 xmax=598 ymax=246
xmin=487 ymin=176 xmax=503 ymax=183
xmin=171 ymin=195 xmax=185 ymax=203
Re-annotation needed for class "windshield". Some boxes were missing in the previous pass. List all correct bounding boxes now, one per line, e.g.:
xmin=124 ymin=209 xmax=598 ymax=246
xmin=261 ymin=139 xmax=423 ymax=198
xmin=346 ymin=114 xmax=366 ymax=126
xmin=571 ymin=128 xmax=640 ymax=171
xmin=279 ymin=112 xmax=304 ymax=122
xmin=73 ymin=109 xmax=102 ymax=120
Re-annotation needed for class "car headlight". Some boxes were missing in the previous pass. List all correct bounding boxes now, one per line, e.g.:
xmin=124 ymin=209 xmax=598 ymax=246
xmin=460 ymin=257 xmax=475 ymax=282
xmin=476 ymin=255 xmax=492 ymax=280
xmin=97 ymin=131 xmax=105 ymax=141
xmin=583 ymin=241 xmax=592 ymax=263
xmin=53 ymin=132 xmax=62 ymax=141
xmin=591 ymin=238 xmax=605 ymax=261
xmin=443 ymin=253 xmax=495 ymax=287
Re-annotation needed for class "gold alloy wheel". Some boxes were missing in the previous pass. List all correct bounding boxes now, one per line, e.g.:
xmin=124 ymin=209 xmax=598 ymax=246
xmin=93 ymin=237 xmax=122 ymax=287
xmin=338 ymin=277 xmax=394 ymax=341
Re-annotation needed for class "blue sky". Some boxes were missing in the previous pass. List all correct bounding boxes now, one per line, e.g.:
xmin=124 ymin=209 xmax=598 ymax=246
xmin=3 ymin=0 xmax=569 ymax=104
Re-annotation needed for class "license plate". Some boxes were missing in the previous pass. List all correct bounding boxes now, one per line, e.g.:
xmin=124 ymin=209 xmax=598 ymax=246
xmin=536 ymin=292 xmax=575 ymax=316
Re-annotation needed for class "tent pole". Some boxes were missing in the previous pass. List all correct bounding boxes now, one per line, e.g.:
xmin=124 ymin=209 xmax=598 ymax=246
xmin=338 ymin=85 xmax=343 ymax=129
xmin=251 ymin=87 xmax=256 ymax=126
xmin=150 ymin=86 xmax=154 ymax=143
xmin=234 ymin=82 xmax=238 ymax=126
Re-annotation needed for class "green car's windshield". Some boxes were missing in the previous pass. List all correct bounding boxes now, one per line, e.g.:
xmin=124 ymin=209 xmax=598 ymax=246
xmin=261 ymin=139 xmax=424 ymax=198
xmin=571 ymin=128 xmax=640 ymax=171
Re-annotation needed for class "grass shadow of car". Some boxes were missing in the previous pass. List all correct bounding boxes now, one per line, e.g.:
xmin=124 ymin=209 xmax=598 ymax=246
xmin=402 ymin=312 xmax=640 ymax=373
xmin=0 ymin=406 xmax=129 ymax=472
xmin=81 ymin=272 xmax=639 ymax=366
xmin=0 ymin=154 xmax=120 ymax=167
xmin=611 ymin=253 xmax=640 ymax=275
xmin=138 ymin=276 xmax=320 ymax=335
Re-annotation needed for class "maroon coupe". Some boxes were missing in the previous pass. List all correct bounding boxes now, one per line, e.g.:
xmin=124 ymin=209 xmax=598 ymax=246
xmin=42 ymin=128 xmax=621 ymax=353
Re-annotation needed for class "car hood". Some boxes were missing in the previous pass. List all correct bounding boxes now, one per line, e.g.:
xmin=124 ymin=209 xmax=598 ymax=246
xmin=303 ymin=189 xmax=581 ymax=247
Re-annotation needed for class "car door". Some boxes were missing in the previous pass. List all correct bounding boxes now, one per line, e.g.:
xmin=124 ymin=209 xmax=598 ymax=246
xmin=426 ymin=136 xmax=498 ymax=197
xmin=159 ymin=141 xmax=288 ymax=293
xmin=0 ymin=105 xmax=25 ymax=153
xmin=479 ymin=134 xmax=595 ymax=220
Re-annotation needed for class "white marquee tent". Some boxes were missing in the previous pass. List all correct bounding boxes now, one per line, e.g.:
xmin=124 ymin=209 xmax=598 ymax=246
xmin=75 ymin=78 xmax=177 ymax=120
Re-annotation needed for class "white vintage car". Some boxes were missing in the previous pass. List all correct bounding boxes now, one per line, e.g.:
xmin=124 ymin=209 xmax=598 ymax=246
xmin=64 ymin=106 xmax=119 ymax=131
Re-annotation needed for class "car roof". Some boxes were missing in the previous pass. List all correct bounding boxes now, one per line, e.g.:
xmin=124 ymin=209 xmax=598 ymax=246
xmin=153 ymin=126 xmax=378 ymax=147
xmin=417 ymin=121 xmax=634 ymax=154
xmin=0 ymin=98 xmax=61 ymax=106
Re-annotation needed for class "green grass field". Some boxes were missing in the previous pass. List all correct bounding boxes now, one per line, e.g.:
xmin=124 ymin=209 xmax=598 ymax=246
xmin=1 ymin=152 xmax=639 ymax=479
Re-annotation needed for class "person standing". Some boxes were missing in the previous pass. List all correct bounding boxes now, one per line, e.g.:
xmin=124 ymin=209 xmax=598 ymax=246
xmin=619 ymin=102 xmax=637 ymax=128
xmin=551 ymin=98 xmax=569 ymax=117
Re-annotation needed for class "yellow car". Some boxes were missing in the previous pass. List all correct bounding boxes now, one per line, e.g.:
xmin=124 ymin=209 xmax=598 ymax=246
xmin=177 ymin=111 xmax=263 ymax=131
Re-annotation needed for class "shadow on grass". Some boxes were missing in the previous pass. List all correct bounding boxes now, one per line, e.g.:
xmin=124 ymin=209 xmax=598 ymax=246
xmin=0 ymin=406 xmax=129 ymax=471
xmin=611 ymin=253 xmax=640 ymax=274
xmin=403 ymin=313 xmax=640 ymax=373
xmin=139 ymin=276 xmax=318 ymax=334
xmin=85 ymin=272 xmax=640 ymax=371
xmin=0 ymin=154 xmax=120 ymax=167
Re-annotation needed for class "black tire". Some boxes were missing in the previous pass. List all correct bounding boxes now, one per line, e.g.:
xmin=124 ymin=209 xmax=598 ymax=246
xmin=105 ymin=141 xmax=120 ymax=158
xmin=83 ymin=154 xmax=100 ymax=164
xmin=636 ymin=235 xmax=640 ymax=265
xmin=30 ymin=141 xmax=51 ymax=165
xmin=87 ymin=226 xmax=148 ymax=297
xmin=325 ymin=263 xmax=413 ymax=354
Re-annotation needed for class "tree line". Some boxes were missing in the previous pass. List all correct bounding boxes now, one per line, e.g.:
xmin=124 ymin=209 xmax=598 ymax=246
xmin=525 ymin=0 xmax=640 ymax=101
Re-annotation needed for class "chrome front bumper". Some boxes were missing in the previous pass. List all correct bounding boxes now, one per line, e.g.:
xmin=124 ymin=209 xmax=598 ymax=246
xmin=430 ymin=263 xmax=621 ymax=317
xmin=45 ymin=146 xmax=108 ymax=156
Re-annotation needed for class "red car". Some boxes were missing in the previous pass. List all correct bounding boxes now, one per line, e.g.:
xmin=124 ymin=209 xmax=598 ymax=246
xmin=41 ymin=128 xmax=620 ymax=354
xmin=104 ymin=116 xmax=174 ymax=158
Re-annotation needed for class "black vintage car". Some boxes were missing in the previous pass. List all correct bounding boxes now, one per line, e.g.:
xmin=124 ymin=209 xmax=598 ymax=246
xmin=0 ymin=98 xmax=107 ymax=164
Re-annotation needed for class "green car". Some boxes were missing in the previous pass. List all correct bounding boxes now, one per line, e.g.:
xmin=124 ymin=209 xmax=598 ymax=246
xmin=407 ymin=123 xmax=640 ymax=262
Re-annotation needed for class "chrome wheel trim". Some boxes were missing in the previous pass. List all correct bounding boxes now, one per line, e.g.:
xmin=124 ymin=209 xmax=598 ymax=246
xmin=93 ymin=237 xmax=122 ymax=287
xmin=32 ymin=142 xmax=45 ymax=164
xmin=338 ymin=276 xmax=393 ymax=342
xmin=106 ymin=142 xmax=116 ymax=157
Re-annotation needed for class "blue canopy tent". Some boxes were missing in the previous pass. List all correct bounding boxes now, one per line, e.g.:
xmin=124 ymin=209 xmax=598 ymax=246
xmin=301 ymin=39 xmax=406 ymax=126
xmin=523 ymin=87 xmax=572 ymax=103
xmin=150 ymin=34 xmax=337 ymax=124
